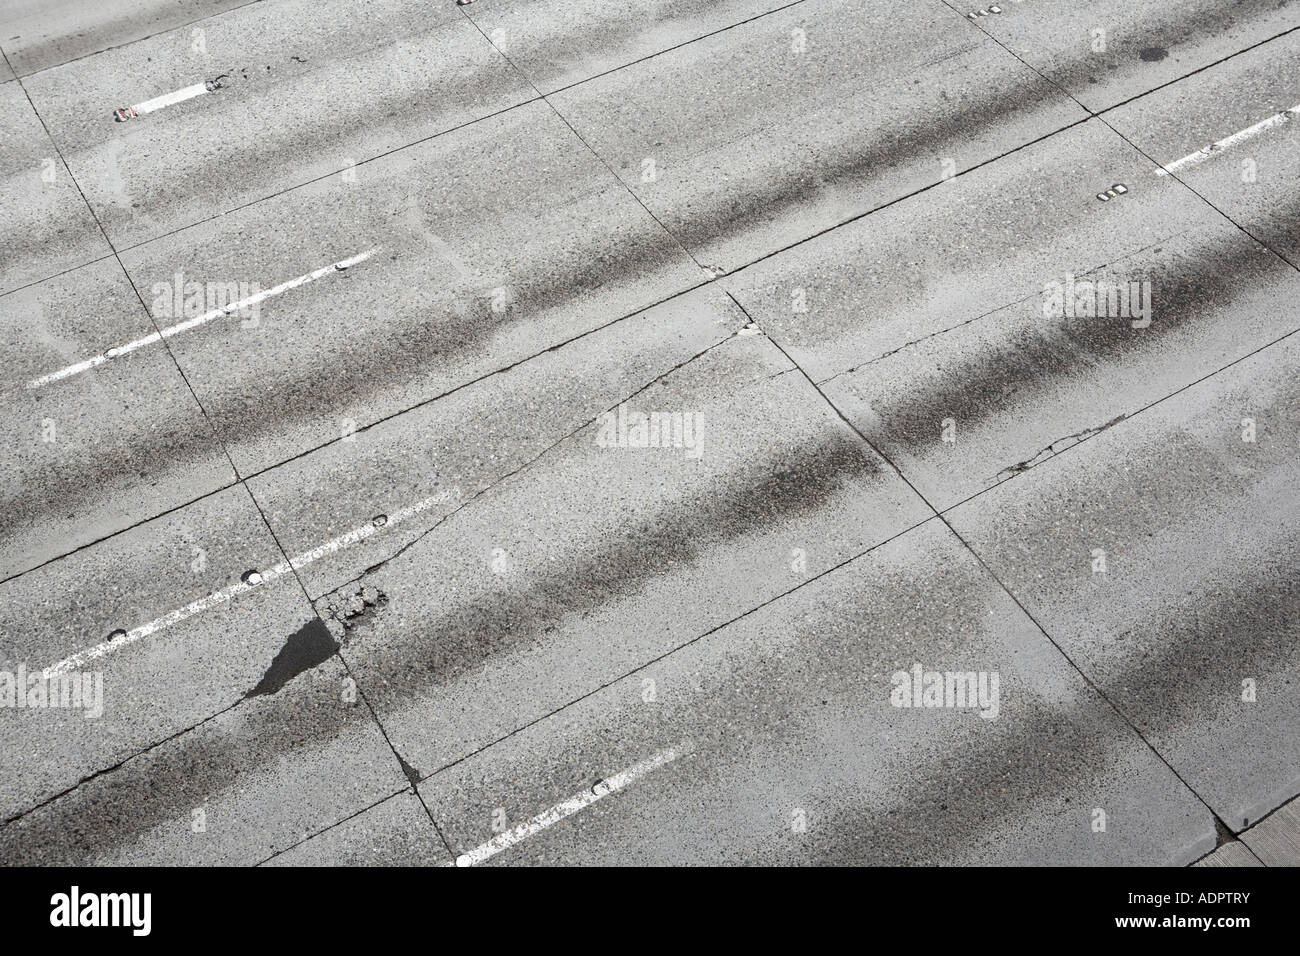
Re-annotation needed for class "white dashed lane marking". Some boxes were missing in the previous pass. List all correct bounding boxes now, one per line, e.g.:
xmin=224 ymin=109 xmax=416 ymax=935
xmin=42 ymin=490 xmax=444 ymax=677
xmin=451 ymin=745 xmax=689 ymax=867
xmin=1154 ymin=102 xmax=1300 ymax=177
xmin=113 ymin=78 xmax=223 ymax=122
xmin=26 ymin=249 xmax=380 ymax=389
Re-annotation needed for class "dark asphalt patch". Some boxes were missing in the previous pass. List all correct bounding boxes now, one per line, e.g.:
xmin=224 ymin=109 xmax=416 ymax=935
xmin=245 ymin=617 xmax=340 ymax=698
xmin=396 ymin=752 xmax=422 ymax=788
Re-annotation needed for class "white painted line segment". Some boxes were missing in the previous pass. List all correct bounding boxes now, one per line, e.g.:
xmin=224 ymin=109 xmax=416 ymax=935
xmin=133 ymin=82 xmax=212 ymax=115
xmin=1154 ymin=102 xmax=1300 ymax=177
xmin=26 ymin=249 xmax=379 ymax=389
xmin=114 ymin=78 xmax=230 ymax=121
xmin=42 ymin=490 xmax=444 ymax=677
xmin=453 ymin=745 xmax=688 ymax=867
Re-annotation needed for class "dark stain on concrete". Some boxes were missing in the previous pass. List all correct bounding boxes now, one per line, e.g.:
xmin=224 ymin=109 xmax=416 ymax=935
xmin=672 ymin=67 xmax=1060 ymax=253
xmin=353 ymin=431 xmax=888 ymax=695
xmin=245 ymin=617 xmax=339 ymax=699
xmin=396 ymin=752 xmax=422 ymax=788
xmin=850 ymin=212 xmax=1296 ymax=459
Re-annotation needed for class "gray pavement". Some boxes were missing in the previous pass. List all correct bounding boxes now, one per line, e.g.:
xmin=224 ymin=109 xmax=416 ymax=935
xmin=2 ymin=257 xmax=235 ymax=575
xmin=2 ymin=0 xmax=255 ymax=77
xmin=1 ymin=0 xmax=1299 ymax=867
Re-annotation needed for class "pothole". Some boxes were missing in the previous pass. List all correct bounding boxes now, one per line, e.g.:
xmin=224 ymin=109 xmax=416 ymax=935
xmin=323 ymin=584 xmax=389 ymax=633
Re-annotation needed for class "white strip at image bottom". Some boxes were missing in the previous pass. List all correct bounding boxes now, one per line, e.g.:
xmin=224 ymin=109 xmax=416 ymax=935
xmin=449 ymin=745 xmax=688 ymax=867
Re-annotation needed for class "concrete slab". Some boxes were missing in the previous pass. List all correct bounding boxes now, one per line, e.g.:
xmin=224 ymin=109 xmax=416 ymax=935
xmin=0 ymin=484 xmax=318 ymax=824
xmin=1240 ymin=798 xmax=1300 ymax=866
xmin=329 ymin=329 xmax=932 ymax=779
xmin=721 ymin=118 xmax=1224 ymax=385
xmin=960 ymin=0 xmax=1300 ymax=113
xmin=22 ymin=0 xmax=525 ymax=248
xmin=6 ymin=0 xmax=1297 ymax=868
xmin=265 ymin=790 xmax=451 ymax=866
xmin=1106 ymin=32 xmax=1300 ymax=268
xmin=0 ymin=657 xmax=408 ymax=864
xmin=2 ymin=257 xmax=235 ymax=578
xmin=1194 ymin=841 xmax=1263 ymax=867
xmin=1 ymin=0 xmax=254 ymax=77
xmin=248 ymin=286 xmax=745 ymax=600
xmin=821 ymin=217 xmax=1300 ymax=510
xmin=460 ymin=0 xmax=804 ymax=94
xmin=548 ymin=0 xmax=1086 ymax=271
xmin=420 ymin=519 xmax=1213 ymax=865
xmin=0 ymin=80 xmax=112 ymax=295
xmin=946 ymin=334 xmax=1300 ymax=832
xmin=117 ymin=99 xmax=704 ymax=475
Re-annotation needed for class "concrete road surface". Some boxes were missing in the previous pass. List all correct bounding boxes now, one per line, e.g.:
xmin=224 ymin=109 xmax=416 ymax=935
xmin=2 ymin=0 xmax=1299 ymax=866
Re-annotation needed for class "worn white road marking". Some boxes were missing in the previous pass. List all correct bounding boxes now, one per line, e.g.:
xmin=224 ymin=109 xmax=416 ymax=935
xmin=133 ymin=82 xmax=212 ymax=115
xmin=453 ymin=745 xmax=687 ymax=867
xmin=26 ymin=249 xmax=379 ymax=389
xmin=42 ymin=490 xmax=443 ymax=677
xmin=1154 ymin=102 xmax=1300 ymax=177
xmin=114 ymin=77 xmax=237 ymax=121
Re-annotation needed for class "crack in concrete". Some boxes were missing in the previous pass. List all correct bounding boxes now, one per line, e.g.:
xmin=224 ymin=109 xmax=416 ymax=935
xmin=816 ymin=232 xmax=1186 ymax=387
xmin=315 ymin=324 xmax=747 ymax=600
xmin=992 ymin=413 xmax=1129 ymax=482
